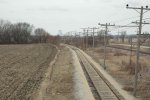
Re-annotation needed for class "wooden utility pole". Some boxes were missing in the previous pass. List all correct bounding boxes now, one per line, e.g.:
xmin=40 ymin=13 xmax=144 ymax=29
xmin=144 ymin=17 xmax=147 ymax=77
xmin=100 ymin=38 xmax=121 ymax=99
xmin=70 ymin=31 xmax=74 ymax=45
xmin=81 ymin=28 xmax=91 ymax=50
xmin=86 ymin=29 xmax=89 ymax=49
xmin=69 ymin=32 xmax=73 ymax=44
xmin=129 ymin=37 xmax=133 ymax=65
xmin=89 ymin=27 xmax=99 ymax=48
xmin=117 ymin=29 xmax=121 ymax=42
xmin=117 ymin=25 xmax=138 ymax=43
xmin=81 ymin=28 xmax=86 ymax=50
xmin=78 ymin=32 xmax=82 ymax=48
xmin=98 ymin=23 xmax=137 ymax=70
xmin=126 ymin=4 xmax=150 ymax=96
xmin=98 ymin=23 xmax=115 ymax=69
xmin=116 ymin=25 xmax=138 ymax=65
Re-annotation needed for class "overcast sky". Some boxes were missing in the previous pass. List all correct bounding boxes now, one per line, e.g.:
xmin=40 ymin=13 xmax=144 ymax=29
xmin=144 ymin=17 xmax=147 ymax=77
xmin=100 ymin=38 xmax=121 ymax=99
xmin=0 ymin=0 xmax=150 ymax=35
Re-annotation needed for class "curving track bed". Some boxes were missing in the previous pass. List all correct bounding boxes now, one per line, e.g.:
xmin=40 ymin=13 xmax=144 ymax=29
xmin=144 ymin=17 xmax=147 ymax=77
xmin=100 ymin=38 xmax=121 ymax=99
xmin=0 ymin=44 xmax=57 ymax=100
xmin=70 ymin=46 xmax=125 ymax=100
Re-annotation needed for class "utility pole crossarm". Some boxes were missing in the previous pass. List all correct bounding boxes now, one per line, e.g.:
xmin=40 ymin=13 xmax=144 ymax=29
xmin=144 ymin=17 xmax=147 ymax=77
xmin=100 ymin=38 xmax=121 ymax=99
xmin=127 ymin=7 xmax=150 ymax=10
xmin=132 ymin=21 xmax=150 ymax=24
xmin=89 ymin=27 xmax=99 ymax=29
xmin=116 ymin=25 xmax=138 ymax=28
xmin=126 ymin=4 xmax=150 ymax=10
xmin=127 ymin=6 xmax=150 ymax=10
xmin=99 ymin=24 xmax=115 ymax=27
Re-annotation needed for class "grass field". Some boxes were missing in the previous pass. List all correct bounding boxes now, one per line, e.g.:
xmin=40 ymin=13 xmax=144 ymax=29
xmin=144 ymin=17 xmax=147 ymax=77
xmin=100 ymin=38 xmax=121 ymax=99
xmin=0 ymin=44 xmax=57 ymax=100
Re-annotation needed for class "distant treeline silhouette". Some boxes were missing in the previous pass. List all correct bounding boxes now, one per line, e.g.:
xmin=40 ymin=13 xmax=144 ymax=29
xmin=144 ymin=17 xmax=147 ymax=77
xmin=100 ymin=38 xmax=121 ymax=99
xmin=0 ymin=19 xmax=50 ymax=44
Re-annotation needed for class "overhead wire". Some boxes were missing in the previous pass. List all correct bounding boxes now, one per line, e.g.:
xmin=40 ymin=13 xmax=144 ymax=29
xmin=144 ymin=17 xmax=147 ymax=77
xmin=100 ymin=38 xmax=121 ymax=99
xmin=108 ymin=16 xmax=150 ymax=34
xmin=97 ymin=13 xmax=149 ymax=35
xmin=110 ymin=16 xmax=140 ymax=24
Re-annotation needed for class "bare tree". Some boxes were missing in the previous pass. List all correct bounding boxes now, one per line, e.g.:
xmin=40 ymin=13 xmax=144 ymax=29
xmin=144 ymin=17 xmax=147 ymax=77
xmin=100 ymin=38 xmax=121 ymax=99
xmin=0 ymin=19 xmax=53 ymax=44
xmin=0 ymin=20 xmax=13 ymax=44
xmin=12 ymin=22 xmax=33 ymax=43
xmin=34 ymin=28 xmax=49 ymax=43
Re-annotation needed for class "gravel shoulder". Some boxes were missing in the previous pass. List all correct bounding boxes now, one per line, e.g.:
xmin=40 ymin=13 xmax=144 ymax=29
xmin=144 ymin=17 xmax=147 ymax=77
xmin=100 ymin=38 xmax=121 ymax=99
xmin=38 ymin=45 xmax=75 ymax=100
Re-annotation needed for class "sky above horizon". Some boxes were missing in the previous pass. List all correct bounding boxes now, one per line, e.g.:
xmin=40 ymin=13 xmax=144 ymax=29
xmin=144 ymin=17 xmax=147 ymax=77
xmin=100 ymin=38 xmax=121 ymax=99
xmin=0 ymin=0 xmax=150 ymax=35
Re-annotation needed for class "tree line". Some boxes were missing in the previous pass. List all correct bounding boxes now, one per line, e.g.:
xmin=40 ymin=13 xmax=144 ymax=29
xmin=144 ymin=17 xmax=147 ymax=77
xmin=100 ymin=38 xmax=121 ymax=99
xmin=0 ymin=19 xmax=51 ymax=44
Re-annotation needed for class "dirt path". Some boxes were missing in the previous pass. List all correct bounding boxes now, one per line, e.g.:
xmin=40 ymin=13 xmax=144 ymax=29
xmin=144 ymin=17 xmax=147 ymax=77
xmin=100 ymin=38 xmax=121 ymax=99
xmin=35 ymin=45 xmax=75 ymax=100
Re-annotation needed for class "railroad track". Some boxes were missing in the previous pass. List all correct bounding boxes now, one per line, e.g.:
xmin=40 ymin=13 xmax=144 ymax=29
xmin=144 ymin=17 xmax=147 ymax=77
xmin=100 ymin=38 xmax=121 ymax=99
xmin=70 ymin=46 xmax=125 ymax=100
xmin=107 ymin=45 xmax=150 ymax=55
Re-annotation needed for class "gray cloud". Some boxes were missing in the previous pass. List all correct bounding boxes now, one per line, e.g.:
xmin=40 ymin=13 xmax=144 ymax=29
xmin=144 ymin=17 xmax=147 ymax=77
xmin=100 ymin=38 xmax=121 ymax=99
xmin=39 ymin=7 xmax=68 ymax=12
xmin=0 ymin=0 xmax=149 ymax=35
xmin=0 ymin=0 xmax=8 ymax=4
xmin=126 ymin=1 xmax=141 ymax=6
xmin=27 ymin=6 xmax=69 ymax=12
xmin=125 ymin=0 xmax=150 ymax=6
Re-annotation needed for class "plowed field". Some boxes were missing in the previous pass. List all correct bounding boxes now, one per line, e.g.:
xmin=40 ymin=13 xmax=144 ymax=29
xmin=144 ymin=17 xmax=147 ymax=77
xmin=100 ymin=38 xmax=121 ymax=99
xmin=0 ymin=44 xmax=57 ymax=100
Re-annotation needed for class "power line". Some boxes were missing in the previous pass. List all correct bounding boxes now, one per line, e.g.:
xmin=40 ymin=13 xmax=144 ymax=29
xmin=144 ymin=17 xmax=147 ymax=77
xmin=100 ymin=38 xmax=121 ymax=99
xmin=110 ymin=16 xmax=140 ymax=24
xmin=143 ymin=17 xmax=150 ymax=20
xmin=109 ymin=22 xmax=136 ymax=32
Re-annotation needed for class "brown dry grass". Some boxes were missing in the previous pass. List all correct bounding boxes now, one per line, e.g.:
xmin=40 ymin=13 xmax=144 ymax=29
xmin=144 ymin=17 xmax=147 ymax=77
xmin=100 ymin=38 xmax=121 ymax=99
xmin=121 ymin=58 xmax=150 ymax=76
xmin=113 ymin=52 xmax=127 ymax=56
xmin=86 ymin=46 xmax=150 ymax=99
xmin=123 ymin=86 xmax=134 ymax=92
xmin=94 ymin=47 xmax=113 ymax=53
